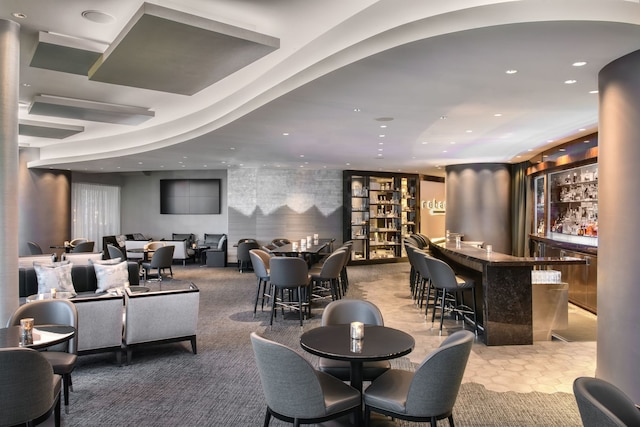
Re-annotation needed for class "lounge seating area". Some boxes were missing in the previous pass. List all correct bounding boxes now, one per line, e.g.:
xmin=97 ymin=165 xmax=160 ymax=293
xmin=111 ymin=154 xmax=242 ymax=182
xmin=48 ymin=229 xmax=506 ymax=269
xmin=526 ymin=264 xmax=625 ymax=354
xmin=16 ymin=258 xmax=200 ymax=365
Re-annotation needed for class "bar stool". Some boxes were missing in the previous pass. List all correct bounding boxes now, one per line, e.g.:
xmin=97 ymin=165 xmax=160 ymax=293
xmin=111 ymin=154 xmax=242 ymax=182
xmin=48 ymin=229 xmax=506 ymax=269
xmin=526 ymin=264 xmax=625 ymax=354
xmin=423 ymin=255 xmax=478 ymax=336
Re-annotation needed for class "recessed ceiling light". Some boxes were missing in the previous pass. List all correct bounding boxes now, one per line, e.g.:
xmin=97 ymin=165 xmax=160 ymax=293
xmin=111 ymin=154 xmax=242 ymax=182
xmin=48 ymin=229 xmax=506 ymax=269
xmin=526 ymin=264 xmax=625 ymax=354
xmin=230 ymin=147 xmax=235 ymax=150
xmin=378 ymin=148 xmax=383 ymax=152
xmin=579 ymin=128 xmax=586 ymax=131
xmin=466 ymin=130 xmax=472 ymax=133
xmin=505 ymin=69 xmax=518 ymax=74
xmin=282 ymin=133 xmax=289 ymax=136
xmin=380 ymin=125 xmax=387 ymax=128
xmin=138 ymin=161 xmax=143 ymax=165
xmin=81 ymin=10 xmax=116 ymax=24
xmin=346 ymin=163 xmax=351 ymax=166
xmin=353 ymin=108 xmax=361 ymax=112
xmin=12 ymin=12 xmax=27 ymax=19
xmin=442 ymin=150 xmax=448 ymax=153
xmin=494 ymin=113 xmax=502 ymax=117
xmin=421 ymin=141 xmax=428 ymax=145
xmin=379 ymin=134 xmax=385 ymax=138
xmin=378 ymin=142 xmax=384 ymax=145
xmin=22 ymin=83 xmax=31 ymax=87
xmin=440 ymin=116 xmax=447 ymax=120
xmin=564 ymin=79 xmax=577 ymax=84
xmin=450 ymin=141 xmax=456 ymax=145
xmin=559 ymin=148 xmax=566 ymax=152
xmin=589 ymin=90 xmax=599 ymax=94
xmin=572 ymin=61 xmax=587 ymax=67
xmin=584 ymin=140 xmax=590 ymax=143
xmin=527 ymin=149 xmax=533 ymax=152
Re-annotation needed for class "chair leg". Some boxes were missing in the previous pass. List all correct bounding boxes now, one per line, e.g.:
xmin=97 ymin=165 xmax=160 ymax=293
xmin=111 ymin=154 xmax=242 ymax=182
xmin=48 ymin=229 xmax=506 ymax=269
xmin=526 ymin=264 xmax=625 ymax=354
xmin=54 ymin=392 xmax=61 ymax=427
xmin=298 ymin=286 xmax=303 ymax=327
xmin=63 ymin=373 xmax=70 ymax=413
xmin=448 ymin=414 xmax=455 ymax=427
xmin=263 ymin=408 xmax=271 ymax=427
xmin=253 ymin=278 xmax=262 ymax=316
xmin=190 ymin=336 xmax=197 ymax=354
xmin=269 ymin=288 xmax=277 ymax=328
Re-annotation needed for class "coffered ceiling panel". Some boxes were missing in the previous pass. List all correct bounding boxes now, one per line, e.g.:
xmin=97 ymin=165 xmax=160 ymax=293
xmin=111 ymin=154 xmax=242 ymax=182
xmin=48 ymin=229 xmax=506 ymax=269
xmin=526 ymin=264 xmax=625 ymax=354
xmin=18 ymin=119 xmax=84 ymax=139
xmin=29 ymin=95 xmax=155 ymax=125
xmin=29 ymin=32 xmax=105 ymax=76
xmin=87 ymin=2 xmax=280 ymax=95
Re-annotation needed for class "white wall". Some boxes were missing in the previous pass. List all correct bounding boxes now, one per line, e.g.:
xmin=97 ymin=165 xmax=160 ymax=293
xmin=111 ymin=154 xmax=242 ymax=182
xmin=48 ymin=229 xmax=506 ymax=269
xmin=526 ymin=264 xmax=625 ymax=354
xmin=120 ymin=170 xmax=228 ymax=241
xmin=420 ymin=180 xmax=445 ymax=239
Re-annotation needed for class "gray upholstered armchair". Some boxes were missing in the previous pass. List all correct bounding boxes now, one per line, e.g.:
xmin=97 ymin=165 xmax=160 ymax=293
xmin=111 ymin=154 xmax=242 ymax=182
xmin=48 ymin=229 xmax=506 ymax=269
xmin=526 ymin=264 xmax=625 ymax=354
xmin=363 ymin=330 xmax=474 ymax=426
xmin=250 ymin=332 xmax=361 ymax=426
xmin=203 ymin=233 xmax=227 ymax=267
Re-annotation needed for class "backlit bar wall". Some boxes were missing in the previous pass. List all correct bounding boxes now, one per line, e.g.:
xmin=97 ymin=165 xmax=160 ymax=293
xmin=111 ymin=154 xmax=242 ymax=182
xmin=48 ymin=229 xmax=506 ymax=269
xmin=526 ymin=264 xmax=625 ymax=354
xmin=597 ymin=48 xmax=640 ymax=402
xmin=445 ymin=163 xmax=512 ymax=254
xmin=0 ymin=19 xmax=20 ymax=324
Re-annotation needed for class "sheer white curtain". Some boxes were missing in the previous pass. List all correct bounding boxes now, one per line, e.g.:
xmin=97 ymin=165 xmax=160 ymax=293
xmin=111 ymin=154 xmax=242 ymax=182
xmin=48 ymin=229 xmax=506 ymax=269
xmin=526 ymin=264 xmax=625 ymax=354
xmin=71 ymin=183 xmax=120 ymax=252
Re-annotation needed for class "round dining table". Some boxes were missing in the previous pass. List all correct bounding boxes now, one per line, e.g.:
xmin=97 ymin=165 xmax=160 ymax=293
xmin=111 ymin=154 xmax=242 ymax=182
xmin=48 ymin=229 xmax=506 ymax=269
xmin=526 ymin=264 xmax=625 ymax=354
xmin=0 ymin=324 xmax=76 ymax=350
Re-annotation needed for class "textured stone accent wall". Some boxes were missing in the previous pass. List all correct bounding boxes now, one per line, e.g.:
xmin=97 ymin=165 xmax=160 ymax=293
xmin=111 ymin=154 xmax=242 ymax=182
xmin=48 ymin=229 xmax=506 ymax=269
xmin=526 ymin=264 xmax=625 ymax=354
xmin=228 ymin=168 xmax=342 ymax=256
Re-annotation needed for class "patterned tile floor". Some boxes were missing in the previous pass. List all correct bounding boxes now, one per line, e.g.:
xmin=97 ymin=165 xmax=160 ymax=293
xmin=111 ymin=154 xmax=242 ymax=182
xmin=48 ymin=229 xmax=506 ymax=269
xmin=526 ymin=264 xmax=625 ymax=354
xmin=359 ymin=263 xmax=597 ymax=395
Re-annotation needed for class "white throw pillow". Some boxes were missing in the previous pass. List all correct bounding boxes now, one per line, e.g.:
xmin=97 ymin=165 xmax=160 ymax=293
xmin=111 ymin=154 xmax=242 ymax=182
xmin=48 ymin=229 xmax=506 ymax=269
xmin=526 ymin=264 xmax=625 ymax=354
xmin=33 ymin=261 xmax=76 ymax=295
xmin=92 ymin=260 xmax=129 ymax=293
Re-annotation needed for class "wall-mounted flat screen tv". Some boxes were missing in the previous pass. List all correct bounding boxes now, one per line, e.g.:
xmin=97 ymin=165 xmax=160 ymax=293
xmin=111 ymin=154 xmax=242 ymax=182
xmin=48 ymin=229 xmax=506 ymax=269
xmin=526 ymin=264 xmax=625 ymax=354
xmin=160 ymin=179 xmax=221 ymax=214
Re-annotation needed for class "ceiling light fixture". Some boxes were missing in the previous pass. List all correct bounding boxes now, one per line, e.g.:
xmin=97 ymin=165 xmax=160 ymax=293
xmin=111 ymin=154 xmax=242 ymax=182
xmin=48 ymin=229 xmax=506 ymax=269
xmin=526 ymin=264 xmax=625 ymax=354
xmin=494 ymin=113 xmax=502 ymax=117
xmin=505 ymin=69 xmax=517 ymax=74
xmin=589 ymin=90 xmax=598 ymax=94
xmin=572 ymin=61 xmax=587 ymax=67
xmin=12 ymin=12 xmax=27 ymax=19
xmin=353 ymin=108 xmax=361 ymax=112
xmin=564 ymin=79 xmax=577 ymax=84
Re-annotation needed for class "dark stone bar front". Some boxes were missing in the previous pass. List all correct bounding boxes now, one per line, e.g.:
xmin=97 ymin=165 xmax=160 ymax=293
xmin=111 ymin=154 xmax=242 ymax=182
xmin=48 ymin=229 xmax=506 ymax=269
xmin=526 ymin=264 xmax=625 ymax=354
xmin=429 ymin=242 xmax=586 ymax=346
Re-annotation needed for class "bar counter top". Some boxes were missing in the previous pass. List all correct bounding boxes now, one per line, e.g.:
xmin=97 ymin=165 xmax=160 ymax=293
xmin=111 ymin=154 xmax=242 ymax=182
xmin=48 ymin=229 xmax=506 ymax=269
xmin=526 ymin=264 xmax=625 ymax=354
xmin=432 ymin=241 xmax=588 ymax=271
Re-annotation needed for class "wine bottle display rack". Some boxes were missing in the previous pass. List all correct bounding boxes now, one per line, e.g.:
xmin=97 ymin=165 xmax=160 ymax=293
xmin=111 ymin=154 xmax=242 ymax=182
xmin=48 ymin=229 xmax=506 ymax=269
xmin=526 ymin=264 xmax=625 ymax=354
xmin=344 ymin=171 xmax=419 ymax=263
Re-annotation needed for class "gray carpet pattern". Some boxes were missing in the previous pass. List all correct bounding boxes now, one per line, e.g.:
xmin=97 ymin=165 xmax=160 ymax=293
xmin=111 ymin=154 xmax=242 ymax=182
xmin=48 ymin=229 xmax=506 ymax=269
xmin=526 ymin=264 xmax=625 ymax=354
xmin=64 ymin=264 xmax=582 ymax=426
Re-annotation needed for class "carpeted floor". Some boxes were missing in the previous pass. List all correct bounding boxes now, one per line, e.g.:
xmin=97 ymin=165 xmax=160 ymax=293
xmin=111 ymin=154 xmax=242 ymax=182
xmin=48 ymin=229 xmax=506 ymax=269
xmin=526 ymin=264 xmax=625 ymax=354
xmin=60 ymin=263 xmax=582 ymax=426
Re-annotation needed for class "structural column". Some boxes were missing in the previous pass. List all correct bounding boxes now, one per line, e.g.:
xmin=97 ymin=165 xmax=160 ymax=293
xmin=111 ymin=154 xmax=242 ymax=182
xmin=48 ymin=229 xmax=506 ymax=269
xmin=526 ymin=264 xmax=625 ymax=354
xmin=445 ymin=163 xmax=512 ymax=254
xmin=597 ymin=48 xmax=640 ymax=402
xmin=0 ymin=19 xmax=20 ymax=324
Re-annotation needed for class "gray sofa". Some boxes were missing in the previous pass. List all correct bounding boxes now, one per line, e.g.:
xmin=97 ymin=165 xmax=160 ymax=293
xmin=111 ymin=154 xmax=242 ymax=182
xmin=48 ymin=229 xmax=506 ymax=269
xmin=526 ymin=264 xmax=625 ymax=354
xmin=18 ymin=262 xmax=140 ymax=363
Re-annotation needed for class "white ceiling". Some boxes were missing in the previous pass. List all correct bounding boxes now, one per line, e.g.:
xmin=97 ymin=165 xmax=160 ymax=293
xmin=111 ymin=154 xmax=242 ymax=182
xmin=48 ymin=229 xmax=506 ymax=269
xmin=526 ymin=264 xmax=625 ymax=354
xmin=4 ymin=0 xmax=640 ymax=176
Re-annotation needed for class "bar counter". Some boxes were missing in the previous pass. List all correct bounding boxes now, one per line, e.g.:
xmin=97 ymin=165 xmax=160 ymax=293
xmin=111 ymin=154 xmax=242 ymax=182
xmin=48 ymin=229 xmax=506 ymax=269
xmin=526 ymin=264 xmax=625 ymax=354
xmin=428 ymin=241 xmax=587 ymax=346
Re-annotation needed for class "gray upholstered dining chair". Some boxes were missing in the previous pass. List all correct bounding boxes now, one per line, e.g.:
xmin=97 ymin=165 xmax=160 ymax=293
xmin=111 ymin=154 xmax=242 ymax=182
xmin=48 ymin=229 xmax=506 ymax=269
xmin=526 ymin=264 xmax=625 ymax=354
xmin=107 ymin=244 xmax=126 ymax=260
xmin=268 ymin=256 xmax=310 ymax=327
xmin=0 ymin=347 xmax=62 ymax=427
xmin=363 ymin=330 xmax=474 ymax=427
xmin=237 ymin=240 xmax=260 ymax=272
xmin=309 ymin=249 xmax=345 ymax=301
xmin=71 ymin=241 xmax=95 ymax=253
xmin=318 ymin=299 xmax=391 ymax=382
xmin=573 ymin=377 xmax=640 ymax=427
xmin=8 ymin=299 xmax=78 ymax=414
xmin=28 ymin=241 xmax=44 ymax=255
xmin=250 ymin=249 xmax=271 ymax=316
xmin=141 ymin=244 xmax=174 ymax=280
xmin=250 ymin=332 xmax=361 ymax=427
xmin=424 ymin=255 xmax=478 ymax=336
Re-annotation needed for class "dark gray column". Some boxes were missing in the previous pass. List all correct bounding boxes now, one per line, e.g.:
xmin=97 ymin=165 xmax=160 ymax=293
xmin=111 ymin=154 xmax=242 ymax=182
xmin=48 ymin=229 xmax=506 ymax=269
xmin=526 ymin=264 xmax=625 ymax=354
xmin=445 ymin=163 xmax=512 ymax=254
xmin=0 ymin=19 xmax=20 ymax=324
xmin=597 ymin=48 xmax=640 ymax=402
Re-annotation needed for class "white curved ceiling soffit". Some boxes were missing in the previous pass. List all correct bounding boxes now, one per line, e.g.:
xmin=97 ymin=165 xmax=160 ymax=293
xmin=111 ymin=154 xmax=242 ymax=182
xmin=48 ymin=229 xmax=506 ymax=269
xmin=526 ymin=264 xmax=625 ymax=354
xmin=13 ymin=0 xmax=640 ymax=174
